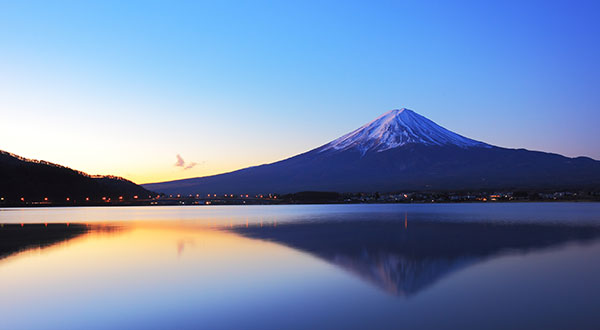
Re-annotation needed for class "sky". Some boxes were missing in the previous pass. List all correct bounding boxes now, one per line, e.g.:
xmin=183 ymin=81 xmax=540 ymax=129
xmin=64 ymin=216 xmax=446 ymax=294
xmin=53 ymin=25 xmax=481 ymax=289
xmin=1 ymin=1 xmax=599 ymax=184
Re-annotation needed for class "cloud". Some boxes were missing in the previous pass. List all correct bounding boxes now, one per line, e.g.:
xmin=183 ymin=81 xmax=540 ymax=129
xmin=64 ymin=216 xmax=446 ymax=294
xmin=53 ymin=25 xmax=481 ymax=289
xmin=175 ymin=154 xmax=185 ymax=167
xmin=184 ymin=162 xmax=198 ymax=170
xmin=174 ymin=154 xmax=198 ymax=170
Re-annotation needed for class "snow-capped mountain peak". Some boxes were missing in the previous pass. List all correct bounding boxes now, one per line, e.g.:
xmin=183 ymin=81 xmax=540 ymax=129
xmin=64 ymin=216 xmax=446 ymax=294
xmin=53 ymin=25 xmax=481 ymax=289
xmin=318 ymin=108 xmax=489 ymax=154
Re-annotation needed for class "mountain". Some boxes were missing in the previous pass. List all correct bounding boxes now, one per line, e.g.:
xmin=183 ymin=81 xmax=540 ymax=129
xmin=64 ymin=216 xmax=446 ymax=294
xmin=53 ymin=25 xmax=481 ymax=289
xmin=318 ymin=109 xmax=490 ymax=154
xmin=0 ymin=150 xmax=152 ymax=203
xmin=143 ymin=109 xmax=600 ymax=194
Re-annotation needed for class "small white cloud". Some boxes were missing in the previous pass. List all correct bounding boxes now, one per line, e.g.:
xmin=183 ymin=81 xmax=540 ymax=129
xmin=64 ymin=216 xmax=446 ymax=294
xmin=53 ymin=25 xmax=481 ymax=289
xmin=174 ymin=154 xmax=199 ymax=170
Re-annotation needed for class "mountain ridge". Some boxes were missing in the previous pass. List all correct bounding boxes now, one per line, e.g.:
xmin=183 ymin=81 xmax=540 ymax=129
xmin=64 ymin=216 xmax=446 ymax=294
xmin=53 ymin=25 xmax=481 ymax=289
xmin=143 ymin=109 xmax=600 ymax=194
xmin=0 ymin=150 xmax=153 ymax=202
xmin=317 ymin=108 xmax=490 ymax=155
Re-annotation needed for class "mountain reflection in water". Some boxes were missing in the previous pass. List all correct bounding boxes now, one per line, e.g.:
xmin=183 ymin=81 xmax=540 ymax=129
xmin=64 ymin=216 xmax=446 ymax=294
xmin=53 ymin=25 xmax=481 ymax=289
xmin=231 ymin=220 xmax=600 ymax=296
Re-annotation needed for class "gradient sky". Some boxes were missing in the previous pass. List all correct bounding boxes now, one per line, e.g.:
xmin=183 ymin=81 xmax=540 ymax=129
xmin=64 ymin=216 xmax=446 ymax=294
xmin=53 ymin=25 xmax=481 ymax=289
xmin=1 ymin=1 xmax=599 ymax=184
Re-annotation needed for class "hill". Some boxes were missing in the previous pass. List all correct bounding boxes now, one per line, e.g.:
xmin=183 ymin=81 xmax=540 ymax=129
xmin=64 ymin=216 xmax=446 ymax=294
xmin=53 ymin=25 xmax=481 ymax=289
xmin=0 ymin=150 xmax=152 ymax=204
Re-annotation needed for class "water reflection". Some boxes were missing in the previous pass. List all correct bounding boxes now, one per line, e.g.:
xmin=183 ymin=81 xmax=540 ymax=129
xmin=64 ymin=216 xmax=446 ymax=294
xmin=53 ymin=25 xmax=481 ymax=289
xmin=0 ymin=205 xmax=600 ymax=329
xmin=231 ymin=220 xmax=600 ymax=296
xmin=176 ymin=238 xmax=196 ymax=257
xmin=0 ymin=223 xmax=119 ymax=261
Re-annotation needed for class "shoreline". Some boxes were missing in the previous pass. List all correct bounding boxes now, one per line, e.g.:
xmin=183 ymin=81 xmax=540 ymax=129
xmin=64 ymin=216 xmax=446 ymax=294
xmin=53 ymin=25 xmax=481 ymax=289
xmin=1 ymin=199 xmax=599 ymax=209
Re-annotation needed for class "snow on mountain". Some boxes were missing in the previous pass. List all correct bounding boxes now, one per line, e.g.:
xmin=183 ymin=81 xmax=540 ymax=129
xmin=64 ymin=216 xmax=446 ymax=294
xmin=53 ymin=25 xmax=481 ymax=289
xmin=318 ymin=109 xmax=490 ymax=155
xmin=143 ymin=107 xmax=600 ymax=194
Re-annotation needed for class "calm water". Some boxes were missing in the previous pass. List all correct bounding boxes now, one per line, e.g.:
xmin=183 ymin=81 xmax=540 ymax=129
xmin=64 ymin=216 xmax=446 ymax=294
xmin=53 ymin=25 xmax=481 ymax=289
xmin=1 ymin=203 xmax=599 ymax=329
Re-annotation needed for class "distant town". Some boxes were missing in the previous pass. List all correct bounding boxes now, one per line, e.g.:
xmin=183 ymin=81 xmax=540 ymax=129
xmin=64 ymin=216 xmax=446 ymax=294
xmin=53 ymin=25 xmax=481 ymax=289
xmin=1 ymin=190 xmax=598 ymax=207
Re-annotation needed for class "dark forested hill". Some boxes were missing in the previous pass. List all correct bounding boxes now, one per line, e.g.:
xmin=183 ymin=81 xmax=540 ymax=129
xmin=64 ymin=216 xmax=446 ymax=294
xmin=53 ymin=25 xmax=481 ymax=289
xmin=0 ymin=150 xmax=152 ymax=204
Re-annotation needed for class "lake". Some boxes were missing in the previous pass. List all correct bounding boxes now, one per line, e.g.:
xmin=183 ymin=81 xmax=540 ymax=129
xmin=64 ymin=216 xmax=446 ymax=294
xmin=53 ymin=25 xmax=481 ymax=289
xmin=1 ymin=203 xmax=599 ymax=329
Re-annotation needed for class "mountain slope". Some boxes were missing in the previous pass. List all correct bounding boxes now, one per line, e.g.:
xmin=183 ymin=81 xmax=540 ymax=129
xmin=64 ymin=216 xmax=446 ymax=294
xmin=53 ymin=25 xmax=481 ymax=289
xmin=0 ymin=150 xmax=152 ymax=202
xmin=143 ymin=109 xmax=600 ymax=194
xmin=318 ymin=109 xmax=489 ymax=154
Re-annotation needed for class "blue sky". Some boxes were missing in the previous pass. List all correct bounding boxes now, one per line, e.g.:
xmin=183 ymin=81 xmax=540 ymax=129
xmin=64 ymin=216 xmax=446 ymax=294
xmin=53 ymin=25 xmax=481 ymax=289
xmin=1 ymin=1 xmax=599 ymax=183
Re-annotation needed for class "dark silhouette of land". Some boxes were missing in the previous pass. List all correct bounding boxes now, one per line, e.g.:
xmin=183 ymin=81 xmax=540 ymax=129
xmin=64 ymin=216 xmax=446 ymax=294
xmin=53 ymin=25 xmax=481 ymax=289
xmin=0 ymin=150 xmax=153 ymax=205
